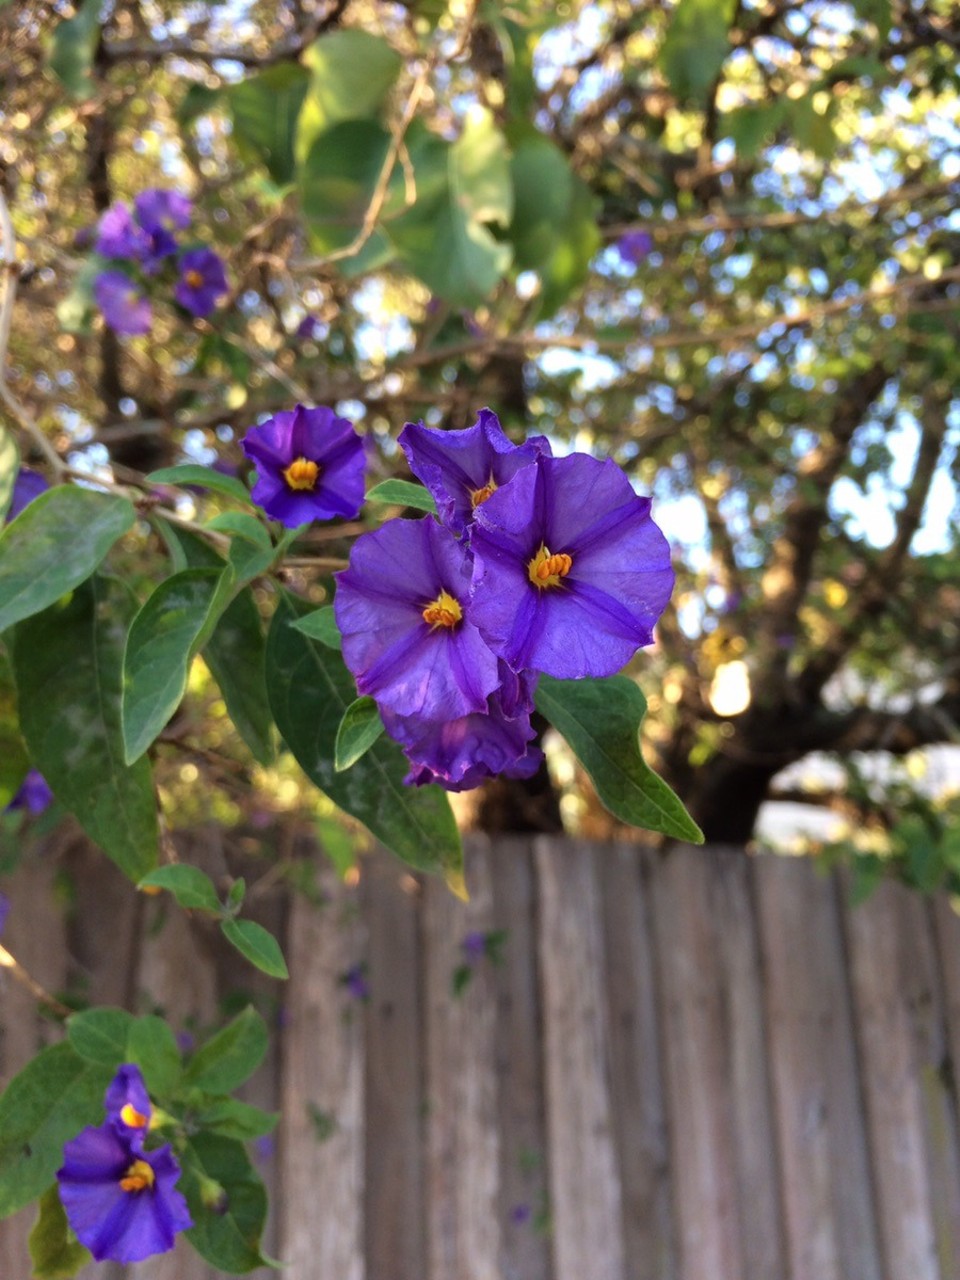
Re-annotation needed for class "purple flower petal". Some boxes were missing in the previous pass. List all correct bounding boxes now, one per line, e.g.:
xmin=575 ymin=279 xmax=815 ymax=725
xmin=135 ymin=190 xmax=192 ymax=233
xmin=94 ymin=271 xmax=152 ymax=336
xmin=6 ymin=469 xmax=48 ymax=522
xmin=104 ymin=1064 xmax=152 ymax=1145
xmin=0 ymin=892 xmax=8 ymax=938
xmin=5 ymin=769 xmax=53 ymax=814
xmin=95 ymin=204 xmax=151 ymax=261
xmin=616 ymin=230 xmax=652 ymax=267
xmin=174 ymin=248 xmax=228 ymax=318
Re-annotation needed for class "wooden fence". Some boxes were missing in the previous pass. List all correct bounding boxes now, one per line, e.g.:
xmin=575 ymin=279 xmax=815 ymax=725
xmin=3 ymin=833 xmax=960 ymax=1280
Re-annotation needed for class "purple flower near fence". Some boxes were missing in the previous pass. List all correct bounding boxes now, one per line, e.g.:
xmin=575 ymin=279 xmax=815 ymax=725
xmin=0 ymin=892 xmax=8 ymax=938
xmin=104 ymin=1064 xmax=152 ymax=1146
xmin=174 ymin=248 xmax=228 ymax=317
xmin=6 ymin=769 xmax=53 ymax=815
xmin=6 ymin=468 xmax=48 ymax=522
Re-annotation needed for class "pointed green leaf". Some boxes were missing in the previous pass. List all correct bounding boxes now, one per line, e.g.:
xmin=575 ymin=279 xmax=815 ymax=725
xmin=48 ymin=0 xmax=100 ymax=99
xmin=127 ymin=1016 xmax=182 ymax=1096
xmin=0 ymin=650 xmax=29 ymax=808
xmin=122 ymin=567 xmax=235 ymax=763
xmin=181 ymin=1133 xmax=269 ymax=1273
xmin=296 ymin=29 xmax=402 ymax=164
xmin=146 ymin=464 xmax=251 ymax=506
xmin=221 ymin=919 xmax=289 ymax=980
xmin=13 ymin=576 xmax=159 ymax=881
xmin=67 ymin=1007 xmax=135 ymax=1066
xmin=0 ymin=486 xmax=135 ymax=634
xmin=195 ymin=1098 xmax=278 ymax=1141
xmin=335 ymin=696 xmax=384 ymax=771
xmin=291 ymin=605 xmax=341 ymax=648
xmin=227 ymin=62 xmax=310 ymax=185
xmin=28 ymin=1185 xmax=91 ymax=1279
xmin=266 ymin=592 xmax=462 ymax=877
xmin=0 ymin=1043 xmax=113 ymax=1217
xmin=299 ymin=119 xmax=401 ymax=266
xmin=365 ymin=478 xmax=437 ymax=514
xmin=0 ymin=425 xmax=18 ymax=522
xmin=659 ymin=0 xmax=736 ymax=106
xmin=535 ymin=675 xmax=704 ymax=843
xmin=182 ymin=1007 xmax=268 ymax=1095
xmin=138 ymin=863 xmax=222 ymax=913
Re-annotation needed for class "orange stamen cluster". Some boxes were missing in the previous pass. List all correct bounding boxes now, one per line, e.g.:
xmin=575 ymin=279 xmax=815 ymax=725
xmin=528 ymin=545 xmax=572 ymax=590
xmin=283 ymin=456 xmax=320 ymax=491
xmin=184 ymin=269 xmax=205 ymax=288
xmin=119 ymin=1160 xmax=155 ymax=1194
xmin=120 ymin=1103 xmax=149 ymax=1129
xmin=469 ymin=479 xmax=497 ymax=508
xmin=422 ymin=589 xmax=463 ymax=629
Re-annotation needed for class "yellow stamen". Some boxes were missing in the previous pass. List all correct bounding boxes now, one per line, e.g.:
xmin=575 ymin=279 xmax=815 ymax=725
xmin=282 ymin=456 xmax=320 ymax=491
xmin=184 ymin=269 xmax=204 ymax=288
xmin=422 ymin=589 xmax=463 ymax=629
xmin=120 ymin=1102 xmax=149 ymax=1129
xmin=469 ymin=478 xmax=497 ymax=508
xmin=119 ymin=1160 xmax=155 ymax=1194
xmin=528 ymin=545 xmax=572 ymax=590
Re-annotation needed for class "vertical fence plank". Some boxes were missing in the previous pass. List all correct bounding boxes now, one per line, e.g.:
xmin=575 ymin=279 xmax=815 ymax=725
xmin=536 ymin=837 xmax=625 ymax=1280
xmin=423 ymin=838 xmax=502 ymax=1280
xmin=280 ymin=857 xmax=365 ymax=1280
xmin=363 ymin=853 xmax=426 ymax=1280
xmin=756 ymin=855 xmax=882 ymax=1280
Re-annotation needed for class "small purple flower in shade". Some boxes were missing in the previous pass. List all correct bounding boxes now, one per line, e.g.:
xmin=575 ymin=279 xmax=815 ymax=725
xmin=241 ymin=403 xmax=366 ymax=528
xmin=0 ymin=892 xmax=8 ymax=938
xmin=399 ymin=409 xmax=551 ymax=539
xmin=510 ymin=1203 xmax=532 ymax=1226
xmin=95 ymin=204 xmax=151 ymax=261
xmin=174 ymin=247 xmax=228 ymax=318
xmin=470 ymin=453 xmax=675 ymax=680
xmin=461 ymin=931 xmax=487 ymax=964
xmin=341 ymin=964 xmax=370 ymax=1001
xmin=6 ymin=467 xmax=49 ymax=522
xmin=94 ymin=270 xmax=152 ymax=336
xmin=334 ymin=516 xmax=501 ymax=721
xmin=134 ymin=189 xmax=192 ymax=234
xmin=616 ymin=230 xmax=653 ymax=267
xmin=104 ymin=1065 xmax=152 ymax=1146
xmin=175 ymin=1030 xmax=195 ymax=1054
xmin=295 ymin=314 xmax=324 ymax=340
xmin=57 ymin=1124 xmax=192 ymax=1264
xmin=5 ymin=769 xmax=53 ymax=814
xmin=253 ymin=1134 xmax=275 ymax=1164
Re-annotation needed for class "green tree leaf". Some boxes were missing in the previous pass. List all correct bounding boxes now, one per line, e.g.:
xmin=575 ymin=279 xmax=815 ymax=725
xmin=28 ymin=1185 xmax=91 ymax=1279
xmin=127 ymin=1015 xmax=182 ymax=1096
xmin=227 ymin=62 xmax=310 ymax=185
xmin=266 ymin=592 xmax=462 ymax=877
xmin=13 ymin=576 xmax=159 ymax=881
xmin=146 ymin=464 xmax=251 ymax=506
xmin=659 ymin=0 xmax=736 ymax=106
xmin=138 ymin=863 xmax=222 ymax=913
xmin=0 ymin=486 xmax=135 ymax=634
xmin=221 ymin=918 xmax=289 ymax=980
xmin=299 ymin=118 xmax=400 ymax=267
xmin=387 ymin=109 xmax=514 ymax=307
xmin=0 ymin=1043 xmax=113 ymax=1218
xmin=181 ymin=1133 xmax=269 ymax=1274
xmin=291 ymin=605 xmax=341 ymax=649
xmin=0 ymin=424 xmax=18 ymax=522
xmin=534 ymin=675 xmax=704 ymax=843
xmin=48 ymin=0 xmax=100 ymax=99
xmin=194 ymin=1098 xmax=278 ymax=1141
xmin=122 ymin=566 xmax=236 ymax=764
xmin=67 ymin=1007 xmax=134 ymax=1066
xmin=296 ymin=29 xmax=403 ymax=164
xmin=0 ymin=650 xmax=29 ymax=808
xmin=365 ymin=478 xmax=438 ymax=514
xmin=182 ymin=1007 xmax=268 ymax=1095
xmin=334 ymin=696 xmax=384 ymax=771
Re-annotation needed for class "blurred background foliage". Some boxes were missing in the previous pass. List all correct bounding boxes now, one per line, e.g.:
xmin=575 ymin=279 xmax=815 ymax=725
xmin=1 ymin=0 xmax=959 ymax=875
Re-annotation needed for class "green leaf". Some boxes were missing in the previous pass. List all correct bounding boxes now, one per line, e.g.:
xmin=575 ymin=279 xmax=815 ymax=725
xmin=534 ymin=675 xmax=704 ymax=843
xmin=206 ymin=511 xmax=271 ymax=546
xmin=0 ymin=425 xmax=19 ymax=522
xmin=296 ymin=29 xmax=403 ymax=164
xmin=0 ymin=486 xmax=135 ymax=634
xmin=723 ymin=100 xmax=787 ymax=157
xmin=659 ymin=0 xmax=736 ymax=106
xmin=266 ymin=592 xmax=462 ymax=877
xmin=179 ymin=83 xmax=223 ymax=127
xmin=195 ymin=1098 xmax=278 ymax=1142
xmin=227 ymin=62 xmax=310 ymax=185
xmin=146 ymin=464 xmax=251 ymax=506
xmin=0 ymin=1042 xmax=113 ymax=1218
xmin=138 ymin=863 xmax=222 ymax=913
xmin=290 ymin=605 xmax=341 ymax=648
xmin=13 ymin=576 xmax=159 ymax=882
xmin=221 ymin=919 xmax=289 ymax=980
xmin=299 ymin=119 xmax=400 ymax=266
xmin=0 ymin=650 xmax=29 ymax=808
xmin=852 ymin=0 xmax=891 ymax=39
xmin=182 ymin=1006 xmax=269 ymax=1095
xmin=48 ymin=0 xmax=100 ymax=99
xmin=28 ymin=1185 xmax=91 ymax=1279
xmin=181 ymin=1133 xmax=269 ymax=1273
xmin=387 ymin=109 xmax=514 ymax=307
xmin=56 ymin=256 xmax=101 ymax=334
xmin=365 ymin=478 xmax=438 ymax=514
xmin=67 ymin=1007 xmax=134 ymax=1066
xmin=335 ymin=696 xmax=384 ymax=771
xmin=122 ymin=567 xmax=236 ymax=764
xmin=537 ymin=174 xmax=601 ymax=317
xmin=127 ymin=1016 xmax=182 ymax=1096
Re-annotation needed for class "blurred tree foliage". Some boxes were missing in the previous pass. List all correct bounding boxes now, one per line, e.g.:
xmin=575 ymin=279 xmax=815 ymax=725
xmin=1 ymin=0 xmax=958 ymax=843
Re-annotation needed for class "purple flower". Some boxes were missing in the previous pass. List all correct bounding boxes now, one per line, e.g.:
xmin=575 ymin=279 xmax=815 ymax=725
xmin=469 ymin=453 xmax=674 ymax=679
xmin=334 ymin=516 xmax=500 ymax=721
xmin=616 ymin=230 xmax=652 ymax=267
xmin=175 ymin=1030 xmax=195 ymax=1054
xmin=341 ymin=963 xmax=370 ymax=1001
xmin=134 ymin=190 xmax=192 ymax=234
xmin=253 ymin=1134 xmax=276 ymax=1164
xmin=57 ymin=1124 xmax=191 ymax=1264
xmin=461 ymin=931 xmax=487 ymax=963
xmin=399 ymin=409 xmax=550 ymax=539
xmin=510 ymin=1203 xmax=532 ymax=1226
xmin=95 ymin=204 xmax=150 ymax=262
xmin=295 ymin=314 xmax=323 ymax=340
xmin=6 ymin=769 xmax=53 ymax=814
xmin=0 ymin=892 xmax=8 ymax=938
xmin=104 ymin=1065 xmax=152 ymax=1146
xmin=6 ymin=467 xmax=48 ymax=522
xmin=174 ymin=248 xmax=228 ymax=317
xmin=94 ymin=271 xmax=152 ymax=336
xmin=241 ymin=403 xmax=365 ymax=528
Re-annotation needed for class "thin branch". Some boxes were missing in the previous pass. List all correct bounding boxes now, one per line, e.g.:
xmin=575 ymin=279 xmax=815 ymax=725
xmin=0 ymin=943 xmax=73 ymax=1019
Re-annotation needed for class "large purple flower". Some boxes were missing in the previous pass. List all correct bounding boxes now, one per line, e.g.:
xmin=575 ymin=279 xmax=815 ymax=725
xmin=174 ymin=248 xmax=228 ymax=317
xmin=57 ymin=1124 xmax=192 ymax=1264
xmin=399 ymin=409 xmax=551 ymax=539
xmin=242 ymin=404 xmax=365 ymax=527
xmin=470 ymin=453 xmax=674 ymax=679
xmin=334 ymin=516 xmax=500 ymax=721
xmin=6 ymin=468 xmax=48 ymax=522
xmin=104 ymin=1064 xmax=152 ymax=1146
xmin=94 ymin=271 xmax=152 ymax=336
xmin=5 ymin=769 xmax=53 ymax=814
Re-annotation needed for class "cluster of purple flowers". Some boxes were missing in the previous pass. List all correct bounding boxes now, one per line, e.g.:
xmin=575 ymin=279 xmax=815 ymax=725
xmin=92 ymin=190 xmax=228 ymax=335
xmin=331 ymin=410 xmax=675 ymax=791
xmin=57 ymin=1064 xmax=192 ymax=1264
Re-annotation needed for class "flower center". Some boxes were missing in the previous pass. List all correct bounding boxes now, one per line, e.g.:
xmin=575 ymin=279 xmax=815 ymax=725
xmin=528 ymin=544 xmax=572 ymax=590
xmin=119 ymin=1160 xmax=155 ymax=1194
xmin=422 ymin=589 xmax=463 ymax=629
xmin=283 ymin=457 xmax=320 ymax=491
xmin=184 ymin=269 xmax=204 ymax=288
xmin=120 ymin=1103 xmax=149 ymax=1129
xmin=469 ymin=478 xmax=497 ymax=508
